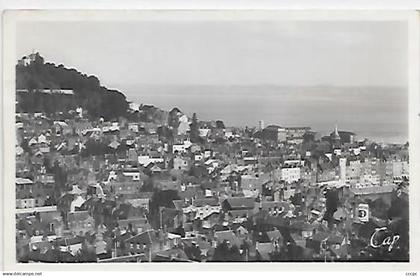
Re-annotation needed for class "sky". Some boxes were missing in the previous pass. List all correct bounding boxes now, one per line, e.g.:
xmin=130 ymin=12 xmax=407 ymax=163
xmin=17 ymin=20 xmax=407 ymax=89
xmin=16 ymin=19 xmax=408 ymax=142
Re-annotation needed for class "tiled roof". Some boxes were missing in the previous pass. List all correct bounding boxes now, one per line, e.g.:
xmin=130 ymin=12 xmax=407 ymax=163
xmin=224 ymin=197 xmax=255 ymax=209
xmin=214 ymin=230 xmax=241 ymax=247
xmin=125 ymin=230 xmax=157 ymax=245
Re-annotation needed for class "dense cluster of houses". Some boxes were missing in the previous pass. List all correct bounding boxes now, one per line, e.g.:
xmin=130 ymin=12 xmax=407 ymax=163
xmin=15 ymin=106 xmax=409 ymax=263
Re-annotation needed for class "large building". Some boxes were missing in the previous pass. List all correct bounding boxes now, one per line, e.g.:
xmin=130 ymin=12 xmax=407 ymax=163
xmin=285 ymin=126 xmax=311 ymax=139
xmin=262 ymin=125 xmax=287 ymax=143
xmin=280 ymin=165 xmax=301 ymax=183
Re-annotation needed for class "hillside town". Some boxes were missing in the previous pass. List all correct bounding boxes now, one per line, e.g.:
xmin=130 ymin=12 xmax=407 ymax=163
xmin=15 ymin=54 xmax=410 ymax=263
xmin=15 ymin=105 xmax=410 ymax=263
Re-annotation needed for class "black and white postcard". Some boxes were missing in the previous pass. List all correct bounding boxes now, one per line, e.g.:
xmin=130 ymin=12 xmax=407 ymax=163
xmin=1 ymin=10 xmax=420 ymax=272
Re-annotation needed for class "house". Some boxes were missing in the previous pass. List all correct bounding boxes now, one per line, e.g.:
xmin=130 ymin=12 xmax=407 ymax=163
xmin=259 ymin=214 xmax=290 ymax=230
xmin=234 ymin=225 xmax=249 ymax=237
xmin=199 ymin=212 xmax=221 ymax=230
xmin=28 ymin=137 xmax=38 ymax=146
xmin=117 ymin=217 xmax=151 ymax=234
xmin=70 ymin=195 xmax=86 ymax=212
xmin=125 ymin=197 xmax=150 ymax=212
xmin=256 ymin=242 xmax=275 ymax=261
xmin=199 ymin=128 xmax=211 ymax=138
xmin=290 ymin=221 xmax=316 ymax=238
xmin=280 ymin=165 xmax=301 ymax=183
xmin=173 ymin=156 xmax=191 ymax=171
xmin=122 ymin=167 xmax=142 ymax=181
xmin=30 ymin=151 xmax=44 ymax=166
xmin=38 ymin=143 xmax=50 ymax=154
xmin=182 ymin=197 xmax=221 ymax=223
xmin=73 ymin=120 xmax=93 ymax=136
xmin=108 ymin=141 xmax=121 ymax=150
xmin=127 ymin=148 xmax=138 ymax=162
xmin=204 ymin=149 xmax=212 ymax=158
xmin=214 ymin=230 xmax=242 ymax=248
xmin=53 ymin=121 xmax=73 ymax=136
xmin=154 ymin=247 xmax=191 ymax=262
xmin=96 ymin=236 xmax=109 ymax=259
xmin=258 ymin=201 xmax=291 ymax=217
xmin=28 ymin=236 xmax=54 ymax=256
xmin=128 ymin=122 xmax=139 ymax=133
xmin=108 ymin=177 xmax=141 ymax=195
xmin=243 ymin=153 xmax=258 ymax=165
xmin=124 ymin=230 xmax=162 ymax=256
xmin=138 ymin=153 xmax=164 ymax=167
xmin=154 ymin=175 xmax=179 ymax=191
xmin=56 ymin=236 xmax=85 ymax=256
xmin=15 ymin=178 xmax=49 ymax=209
xmin=17 ymin=216 xmax=57 ymax=239
xmin=112 ymin=203 xmax=146 ymax=220
xmin=241 ymin=174 xmax=270 ymax=195
xmin=67 ymin=211 xmax=95 ymax=235
xmin=194 ymin=153 xmax=204 ymax=162
xmin=166 ymin=233 xmax=183 ymax=248
xmin=172 ymin=140 xmax=192 ymax=154
xmin=222 ymin=197 xmax=256 ymax=223
xmin=222 ymin=197 xmax=255 ymax=212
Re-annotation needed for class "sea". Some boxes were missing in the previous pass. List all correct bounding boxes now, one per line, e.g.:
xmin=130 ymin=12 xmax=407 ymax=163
xmin=126 ymin=85 xmax=408 ymax=144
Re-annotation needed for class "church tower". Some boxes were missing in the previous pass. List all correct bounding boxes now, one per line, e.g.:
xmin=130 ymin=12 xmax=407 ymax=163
xmin=331 ymin=124 xmax=341 ymax=148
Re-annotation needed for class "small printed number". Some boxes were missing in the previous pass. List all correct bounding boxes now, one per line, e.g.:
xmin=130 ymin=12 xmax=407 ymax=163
xmin=405 ymin=273 xmax=417 ymax=276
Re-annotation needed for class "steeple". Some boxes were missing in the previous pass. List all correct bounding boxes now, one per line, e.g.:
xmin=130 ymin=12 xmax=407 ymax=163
xmin=332 ymin=124 xmax=341 ymax=148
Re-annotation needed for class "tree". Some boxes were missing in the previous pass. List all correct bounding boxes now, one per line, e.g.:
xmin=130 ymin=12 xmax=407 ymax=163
xmin=168 ymin=108 xmax=181 ymax=129
xmin=77 ymin=241 xmax=97 ymax=263
xmin=185 ymin=243 xmax=202 ymax=261
xmin=212 ymin=241 xmax=242 ymax=262
xmin=57 ymin=193 xmax=74 ymax=228
xmin=157 ymin=126 xmax=174 ymax=143
xmin=323 ymin=188 xmax=339 ymax=228
xmin=215 ymin=120 xmax=225 ymax=129
xmin=52 ymin=161 xmax=68 ymax=199
xmin=190 ymin=113 xmax=200 ymax=143
xmin=140 ymin=176 xmax=154 ymax=192
xmin=148 ymin=189 xmax=180 ymax=228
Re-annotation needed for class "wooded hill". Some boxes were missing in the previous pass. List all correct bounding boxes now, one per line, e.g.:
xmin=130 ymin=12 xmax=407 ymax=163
xmin=16 ymin=53 xmax=128 ymax=120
